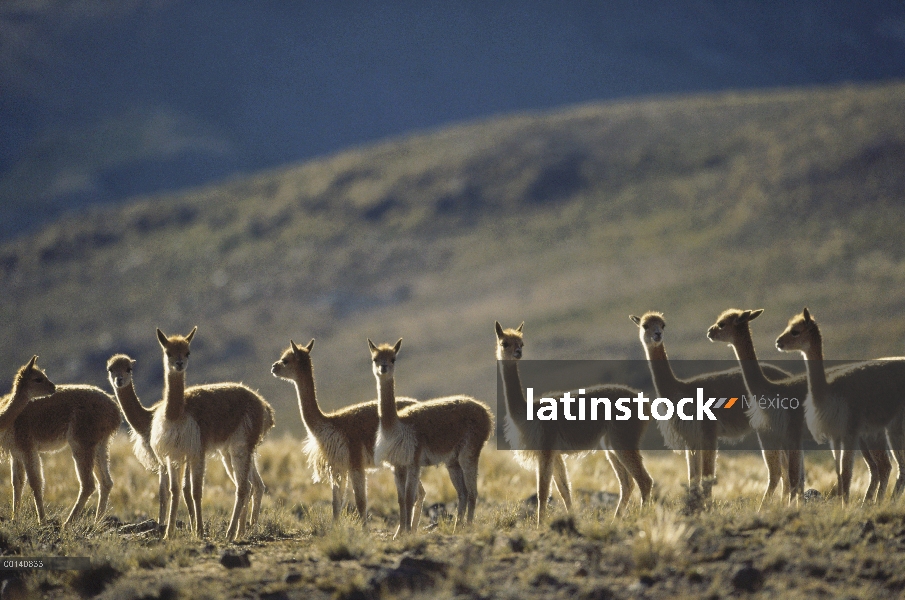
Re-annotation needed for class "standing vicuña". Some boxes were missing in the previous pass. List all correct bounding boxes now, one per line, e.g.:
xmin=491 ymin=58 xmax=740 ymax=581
xmin=707 ymin=309 xmax=809 ymax=507
xmin=496 ymin=322 xmax=571 ymax=524
xmin=370 ymin=338 xmax=492 ymax=536
xmin=496 ymin=322 xmax=652 ymax=521
xmin=630 ymin=312 xmax=791 ymax=501
xmin=108 ymin=354 xmax=268 ymax=531
xmin=0 ymin=355 xmax=120 ymax=525
xmin=271 ymin=339 xmax=425 ymax=525
xmin=776 ymin=308 xmax=905 ymax=503
xmin=151 ymin=327 xmax=274 ymax=541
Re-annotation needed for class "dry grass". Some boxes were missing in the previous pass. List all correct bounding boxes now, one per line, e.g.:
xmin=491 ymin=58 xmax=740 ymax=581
xmin=0 ymin=434 xmax=903 ymax=598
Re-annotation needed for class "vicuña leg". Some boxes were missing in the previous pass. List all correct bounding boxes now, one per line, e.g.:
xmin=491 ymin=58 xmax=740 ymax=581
xmin=686 ymin=449 xmax=702 ymax=492
xmin=165 ymin=460 xmax=186 ymax=538
xmin=349 ymin=468 xmax=368 ymax=527
xmin=701 ymin=446 xmax=717 ymax=502
xmin=859 ymin=436 xmax=891 ymax=503
xmin=220 ymin=452 xmax=258 ymax=536
xmin=873 ymin=449 xmax=892 ymax=502
xmin=157 ymin=470 xmax=168 ymax=530
xmin=393 ymin=466 xmax=408 ymax=538
xmin=10 ymin=459 xmax=25 ymax=521
xmin=411 ymin=482 xmax=426 ymax=532
xmin=225 ymin=449 xmax=251 ymax=541
xmin=839 ymin=437 xmax=857 ymax=504
xmin=182 ymin=464 xmax=197 ymax=533
xmin=219 ymin=452 xmax=243 ymax=535
xmin=605 ymin=450 xmax=633 ymax=516
xmin=22 ymin=451 xmax=46 ymax=523
xmin=892 ymin=447 xmax=905 ymax=499
xmin=248 ymin=458 xmax=266 ymax=531
xmin=447 ymin=459 xmax=468 ymax=526
xmin=460 ymin=454 xmax=480 ymax=526
xmin=403 ymin=465 xmax=422 ymax=533
xmin=93 ymin=443 xmax=114 ymax=521
xmin=779 ymin=451 xmax=790 ymax=498
xmin=885 ymin=419 xmax=905 ymax=499
xmin=612 ymin=448 xmax=652 ymax=512
xmin=787 ymin=447 xmax=803 ymax=505
xmin=189 ymin=457 xmax=206 ymax=536
xmin=758 ymin=447 xmax=783 ymax=510
xmin=551 ymin=453 xmax=573 ymax=514
xmin=536 ymin=452 xmax=555 ymax=526
xmin=65 ymin=444 xmax=97 ymax=526
xmin=331 ymin=473 xmax=348 ymax=521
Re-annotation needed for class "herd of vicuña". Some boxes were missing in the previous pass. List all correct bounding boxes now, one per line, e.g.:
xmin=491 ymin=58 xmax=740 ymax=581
xmin=1 ymin=307 xmax=901 ymax=540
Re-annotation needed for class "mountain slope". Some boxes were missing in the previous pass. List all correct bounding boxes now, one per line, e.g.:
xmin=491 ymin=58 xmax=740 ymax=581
xmin=4 ymin=2 xmax=905 ymax=239
xmin=2 ymin=82 xmax=905 ymax=434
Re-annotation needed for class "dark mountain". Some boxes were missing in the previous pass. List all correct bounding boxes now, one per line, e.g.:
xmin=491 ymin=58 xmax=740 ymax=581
xmin=2 ymin=1 xmax=905 ymax=239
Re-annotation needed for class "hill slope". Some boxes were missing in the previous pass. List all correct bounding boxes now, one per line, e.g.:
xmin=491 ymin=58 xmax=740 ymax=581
xmin=2 ymin=82 xmax=905 ymax=434
xmin=4 ymin=2 xmax=905 ymax=239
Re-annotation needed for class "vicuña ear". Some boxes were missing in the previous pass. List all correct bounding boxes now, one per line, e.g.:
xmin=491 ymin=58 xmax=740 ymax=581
xmin=26 ymin=355 xmax=37 ymax=370
xmin=495 ymin=321 xmax=504 ymax=338
xmin=630 ymin=315 xmax=641 ymax=325
xmin=367 ymin=339 xmax=378 ymax=354
xmin=516 ymin=322 xmax=524 ymax=333
xmin=305 ymin=339 xmax=315 ymax=352
xmin=393 ymin=338 xmax=403 ymax=354
xmin=290 ymin=339 xmax=300 ymax=353
xmin=185 ymin=326 xmax=197 ymax=343
xmin=803 ymin=307 xmax=812 ymax=322
xmin=156 ymin=328 xmax=168 ymax=348
xmin=738 ymin=309 xmax=763 ymax=324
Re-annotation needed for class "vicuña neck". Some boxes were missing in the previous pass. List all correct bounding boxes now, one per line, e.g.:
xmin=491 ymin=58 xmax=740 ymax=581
xmin=800 ymin=332 xmax=828 ymax=402
xmin=730 ymin=330 xmax=770 ymax=393
xmin=377 ymin=376 xmax=398 ymax=430
xmin=499 ymin=360 xmax=527 ymax=424
xmin=0 ymin=381 xmax=34 ymax=430
xmin=645 ymin=344 xmax=682 ymax=397
xmin=292 ymin=363 xmax=325 ymax=428
xmin=163 ymin=370 xmax=186 ymax=421
xmin=114 ymin=382 xmax=153 ymax=438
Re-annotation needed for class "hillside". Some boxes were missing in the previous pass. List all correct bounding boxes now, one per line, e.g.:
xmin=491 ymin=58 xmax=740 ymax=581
xmin=2 ymin=82 xmax=905 ymax=435
xmin=5 ymin=2 xmax=905 ymax=239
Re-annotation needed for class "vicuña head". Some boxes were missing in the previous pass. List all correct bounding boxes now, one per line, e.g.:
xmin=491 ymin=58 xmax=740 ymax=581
xmin=0 ymin=355 xmax=56 ymax=431
xmin=494 ymin=321 xmax=524 ymax=360
xmin=630 ymin=312 xmax=665 ymax=347
xmin=271 ymin=339 xmax=315 ymax=380
xmin=775 ymin=308 xmax=819 ymax=354
xmin=368 ymin=338 xmax=401 ymax=381
xmin=15 ymin=355 xmax=56 ymax=401
xmin=156 ymin=326 xmax=196 ymax=374
xmin=706 ymin=308 xmax=763 ymax=346
xmin=106 ymin=354 xmax=136 ymax=391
